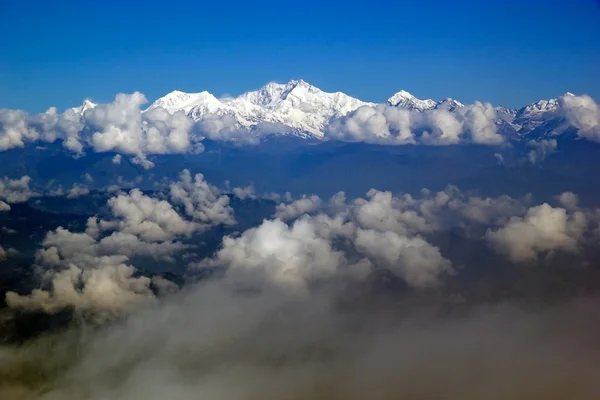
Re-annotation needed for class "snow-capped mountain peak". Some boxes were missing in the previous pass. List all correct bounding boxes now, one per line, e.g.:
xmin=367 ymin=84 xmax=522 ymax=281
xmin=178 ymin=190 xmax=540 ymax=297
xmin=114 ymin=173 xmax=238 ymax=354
xmin=147 ymin=80 xmax=373 ymax=138
xmin=435 ymin=98 xmax=465 ymax=112
xmin=387 ymin=90 xmax=416 ymax=104
xmin=143 ymin=80 xmax=577 ymax=142
xmin=71 ymin=99 xmax=97 ymax=114
xmin=387 ymin=90 xmax=437 ymax=111
xmin=511 ymin=96 xmax=566 ymax=136
xmin=239 ymin=79 xmax=331 ymax=109
xmin=238 ymin=82 xmax=289 ymax=107
xmin=147 ymin=90 xmax=220 ymax=114
xmin=522 ymin=98 xmax=560 ymax=114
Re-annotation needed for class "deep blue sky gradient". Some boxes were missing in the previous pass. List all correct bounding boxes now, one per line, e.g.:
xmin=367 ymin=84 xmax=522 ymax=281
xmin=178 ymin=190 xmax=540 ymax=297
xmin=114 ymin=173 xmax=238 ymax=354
xmin=1 ymin=0 xmax=599 ymax=112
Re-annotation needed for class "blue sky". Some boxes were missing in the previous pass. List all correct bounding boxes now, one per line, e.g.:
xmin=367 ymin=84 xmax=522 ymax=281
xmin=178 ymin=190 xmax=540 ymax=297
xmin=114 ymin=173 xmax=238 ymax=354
xmin=1 ymin=0 xmax=599 ymax=112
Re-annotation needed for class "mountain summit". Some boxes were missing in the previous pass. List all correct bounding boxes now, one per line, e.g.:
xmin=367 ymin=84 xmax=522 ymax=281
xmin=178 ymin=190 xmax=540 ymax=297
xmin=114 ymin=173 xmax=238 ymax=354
xmin=387 ymin=90 xmax=437 ymax=111
xmin=147 ymin=80 xmax=373 ymax=137
xmin=146 ymin=80 xmax=574 ymax=141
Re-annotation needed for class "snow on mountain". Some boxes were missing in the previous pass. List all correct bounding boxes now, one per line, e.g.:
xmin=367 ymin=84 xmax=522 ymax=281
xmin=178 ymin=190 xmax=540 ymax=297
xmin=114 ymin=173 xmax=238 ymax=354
xmin=515 ymin=98 xmax=560 ymax=121
xmin=149 ymin=80 xmax=374 ymax=138
xmin=148 ymin=90 xmax=223 ymax=114
xmin=71 ymin=99 xmax=97 ymax=114
xmin=387 ymin=92 xmax=466 ymax=112
xmin=145 ymin=81 xmax=577 ymax=142
xmin=494 ymin=106 xmax=517 ymax=120
xmin=512 ymin=93 xmax=573 ymax=136
xmin=435 ymin=98 xmax=465 ymax=112
xmin=387 ymin=90 xmax=437 ymax=111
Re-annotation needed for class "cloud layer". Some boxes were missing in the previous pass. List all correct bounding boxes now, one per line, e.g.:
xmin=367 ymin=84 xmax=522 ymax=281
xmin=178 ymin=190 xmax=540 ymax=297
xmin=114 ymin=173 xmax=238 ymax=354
xmin=3 ymin=171 xmax=600 ymax=399
xmin=1 ymin=91 xmax=599 ymax=167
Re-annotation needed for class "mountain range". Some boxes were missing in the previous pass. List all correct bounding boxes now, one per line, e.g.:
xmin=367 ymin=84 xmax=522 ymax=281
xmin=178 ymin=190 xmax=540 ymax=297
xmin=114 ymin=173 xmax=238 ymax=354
xmin=75 ymin=79 xmax=573 ymax=142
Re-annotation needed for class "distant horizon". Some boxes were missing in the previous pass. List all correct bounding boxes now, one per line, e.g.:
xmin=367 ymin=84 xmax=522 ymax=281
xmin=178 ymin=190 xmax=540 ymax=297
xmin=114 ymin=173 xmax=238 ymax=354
xmin=7 ymin=77 xmax=593 ymax=114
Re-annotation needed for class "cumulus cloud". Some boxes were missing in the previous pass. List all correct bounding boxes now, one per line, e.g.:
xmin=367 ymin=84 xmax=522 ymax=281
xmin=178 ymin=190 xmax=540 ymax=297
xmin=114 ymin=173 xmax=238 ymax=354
xmin=3 ymin=171 xmax=596 ymax=332
xmin=326 ymin=105 xmax=414 ymax=144
xmin=66 ymin=183 xmax=90 ymax=199
xmin=6 ymin=263 xmax=157 ymax=322
xmin=107 ymin=189 xmax=200 ymax=242
xmin=0 ymin=109 xmax=40 ymax=151
xmin=446 ymin=191 xmax=529 ymax=226
xmin=0 ymin=176 xmax=35 ymax=203
xmin=355 ymin=229 xmax=451 ymax=287
xmin=112 ymin=154 xmax=122 ymax=164
xmin=353 ymin=190 xmax=434 ymax=235
xmin=527 ymin=138 xmax=557 ymax=164
xmin=274 ymin=194 xmax=322 ymax=220
xmin=169 ymin=169 xmax=235 ymax=227
xmin=0 ymin=200 xmax=10 ymax=211
xmin=5 ymin=213 xmax=187 ymax=320
xmin=273 ymin=186 xmax=530 ymax=238
xmin=86 ymin=93 xmax=196 ymax=168
xmin=486 ymin=204 xmax=587 ymax=262
xmin=1 ymin=93 xmax=201 ymax=167
xmin=556 ymin=192 xmax=579 ymax=211
xmin=45 ymin=181 xmax=93 ymax=199
xmin=3 ymin=169 xmax=241 ymax=320
xmin=231 ymin=184 xmax=256 ymax=200
xmin=326 ymin=102 xmax=503 ymax=146
xmin=31 ymin=106 xmax=86 ymax=154
xmin=560 ymin=93 xmax=600 ymax=141
xmin=0 ymin=104 xmax=88 ymax=154
xmin=198 ymin=218 xmax=368 ymax=293
xmin=419 ymin=108 xmax=463 ymax=144
xmin=197 ymin=114 xmax=259 ymax=144
xmin=457 ymin=101 xmax=504 ymax=145
xmin=6 ymin=169 xmax=600 ymax=398
xmin=196 ymin=186 xmax=475 ymax=291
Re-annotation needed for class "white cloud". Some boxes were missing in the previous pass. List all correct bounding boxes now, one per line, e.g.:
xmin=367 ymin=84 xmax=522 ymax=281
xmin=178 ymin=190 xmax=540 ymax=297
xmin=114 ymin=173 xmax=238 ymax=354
xmin=353 ymin=190 xmax=434 ymax=235
xmin=112 ymin=154 xmax=122 ymax=164
xmin=446 ymin=192 xmax=529 ymax=226
xmin=486 ymin=203 xmax=587 ymax=262
xmin=198 ymin=218 xmax=368 ymax=293
xmin=108 ymin=189 xmax=199 ymax=242
xmin=0 ymin=176 xmax=35 ymax=203
xmin=560 ymin=93 xmax=600 ymax=141
xmin=420 ymin=109 xmax=463 ymax=145
xmin=0 ymin=109 xmax=40 ymax=151
xmin=31 ymin=106 xmax=86 ymax=154
xmin=197 ymin=114 xmax=260 ymax=144
xmin=274 ymin=195 xmax=322 ymax=220
xmin=527 ymin=139 xmax=557 ymax=164
xmin=326 ymin=102 xmax=503 ymax=146
xmin=355 ymin=229 xmax=451 ymax=288
xmin=86 ymin=93 xmax=196 ymax=168
xmin=556 ymin=192 xmax=579 ymax=211
xmin=6 ymin=263 xmax=156 ymax=322
xmin=169 ymin=169 xmax=235 ymax=227
xmin=326 ymin=105 xmax=415 ymax=144
xmin=458 ymin=101 xmax=504 ymax=145
xmin=0 ymin=200 xmax=10 ymax=211
xmin=66 ymin=183 xmax=90 ymax=199
xmin=232 ymin=184 xmax=256 ymax=200
xmin=4 ymin=168 xmax=600 ymax=399
xmin=1 ymin=93 xmax=201 ymax=167
xmin=5 ymin=210 xmax=186 ymax=320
